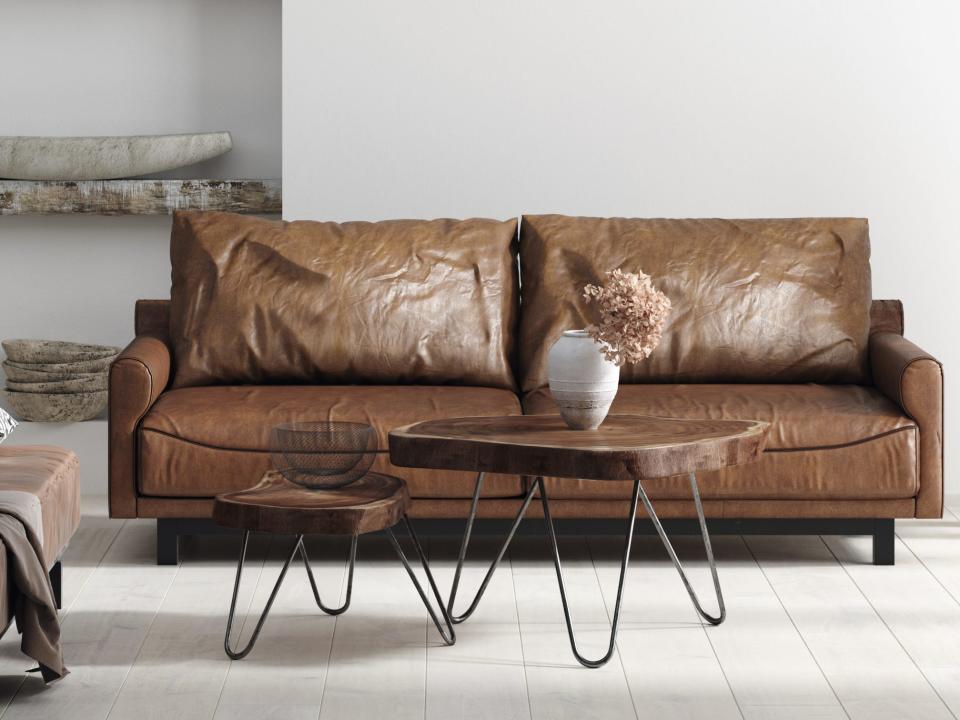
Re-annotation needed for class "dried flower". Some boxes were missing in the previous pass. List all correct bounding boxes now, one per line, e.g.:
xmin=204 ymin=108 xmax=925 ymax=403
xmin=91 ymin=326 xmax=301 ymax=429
xmin=582 ymin=268 xmax=672 ymax=366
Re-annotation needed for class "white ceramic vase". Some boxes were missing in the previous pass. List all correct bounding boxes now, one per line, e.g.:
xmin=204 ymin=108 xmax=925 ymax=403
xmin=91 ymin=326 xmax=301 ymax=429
xmin=547 ymin=329 xmax=620 ymax=430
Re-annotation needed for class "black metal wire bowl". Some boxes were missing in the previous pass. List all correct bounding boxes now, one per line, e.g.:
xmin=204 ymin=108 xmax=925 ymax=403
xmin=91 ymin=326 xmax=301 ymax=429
xmin=269 ymin=421 xmax=378 ymax=489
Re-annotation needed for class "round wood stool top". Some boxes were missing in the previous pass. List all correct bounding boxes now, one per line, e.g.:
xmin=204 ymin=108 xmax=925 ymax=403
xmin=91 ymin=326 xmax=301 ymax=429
xmin=389 ymin=414 xmax=769 ymax=481
xmin=213 ymin=471 xmax=410 ymax=536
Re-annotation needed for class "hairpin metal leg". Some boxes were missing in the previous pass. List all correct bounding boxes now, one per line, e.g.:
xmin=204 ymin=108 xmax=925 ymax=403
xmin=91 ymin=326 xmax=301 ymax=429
xmin=636 ymin=473 xmax=725 ymax=625
xmin=224 ymin=531 xmax=302 ymax=660
xmin=387 ymin=516 xmax=456 ymax=645
xmin=540 ymin=476 xmax=641 ymax=668
xmin=447 ymin=472 xmax=539 ymax=623
xmin=300 ymin=534 xmax=357 ymax=615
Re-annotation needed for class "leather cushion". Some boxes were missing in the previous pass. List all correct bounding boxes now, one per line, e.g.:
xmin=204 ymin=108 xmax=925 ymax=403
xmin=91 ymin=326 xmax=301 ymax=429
xmin=518 ymin=215 xmax=872 ymax=391
xmin=523 ymin=384 xmax=917 ymax=500
xmin=139 ymin=385 xmax=524 ymax=499
xmin=169 ymin=211 xmax=519 ymax=390
xmin=0 ymin=445 xmax=81 ymax=568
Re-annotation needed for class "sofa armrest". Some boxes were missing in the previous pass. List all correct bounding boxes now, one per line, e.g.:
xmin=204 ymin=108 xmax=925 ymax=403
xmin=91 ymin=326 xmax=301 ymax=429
xmin=108 ymin=336 xmax=171 ymax=518
xmin=870 ymin=332 xmax=944 ymax=518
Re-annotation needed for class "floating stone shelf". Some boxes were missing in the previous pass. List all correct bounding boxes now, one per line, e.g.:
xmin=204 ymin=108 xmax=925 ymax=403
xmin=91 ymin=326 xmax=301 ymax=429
xmin=0 ymin=179 xmax=281 ymax=216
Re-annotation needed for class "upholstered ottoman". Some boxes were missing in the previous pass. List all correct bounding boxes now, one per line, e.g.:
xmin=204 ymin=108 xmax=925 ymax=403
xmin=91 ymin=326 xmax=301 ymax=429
xmin=0 ymin=445 xmax=81 ymax=618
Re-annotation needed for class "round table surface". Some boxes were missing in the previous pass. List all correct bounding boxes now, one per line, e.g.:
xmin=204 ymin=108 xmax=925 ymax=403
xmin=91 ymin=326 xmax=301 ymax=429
xmin=213 ymin=471 xmax=410 ymax=536
xmin=389 ymin=414 xmax=769 ymax=481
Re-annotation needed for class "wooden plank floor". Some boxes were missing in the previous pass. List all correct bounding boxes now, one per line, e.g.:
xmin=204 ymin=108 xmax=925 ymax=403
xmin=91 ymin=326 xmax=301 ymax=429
xmin=1 ymin=498 xmax=959 ymax=720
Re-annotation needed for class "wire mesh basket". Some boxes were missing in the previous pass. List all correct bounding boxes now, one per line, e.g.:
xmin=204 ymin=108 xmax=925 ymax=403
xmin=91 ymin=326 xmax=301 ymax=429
xmin=269 ymin=421 xmax=378 ymax=489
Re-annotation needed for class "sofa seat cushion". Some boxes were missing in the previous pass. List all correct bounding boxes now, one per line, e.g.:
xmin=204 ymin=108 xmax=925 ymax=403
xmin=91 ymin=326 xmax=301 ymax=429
xmin=139 ymin=385 xmax=523 ymax=499
xmin=0 ymin=445 xmax=81 ymax=568
xmin=523 ymin=384 xmax=917 ymax=501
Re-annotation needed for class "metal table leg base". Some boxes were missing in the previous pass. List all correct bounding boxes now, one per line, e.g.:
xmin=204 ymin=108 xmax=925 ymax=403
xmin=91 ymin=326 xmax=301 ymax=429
xmin=447 ymin=472 xmax=538 ymax=623
xmin=540 ymin=476 xmax=641 ymax=669
xmin=301 ymin=535 xmax=357 ymax=615
xmin=637 ymin=473 xmax=725 ymax=625
xmin=540 ymin=472 xmax=726 ymax=669
xmin=387 ymin=516 xmax=456 ymax=645
xmin=224 ymin=531 xmax=359 ymax=659
xmin=224 ymin=531 xmax=300 ymax=660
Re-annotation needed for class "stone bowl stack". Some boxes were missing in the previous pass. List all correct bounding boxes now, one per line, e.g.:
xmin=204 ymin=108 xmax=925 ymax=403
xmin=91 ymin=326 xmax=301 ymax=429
xmin=2 ymin=340 xmax=120 ymax=422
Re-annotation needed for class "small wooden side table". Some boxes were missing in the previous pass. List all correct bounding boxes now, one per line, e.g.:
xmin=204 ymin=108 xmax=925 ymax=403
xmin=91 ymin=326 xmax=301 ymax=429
xmin=389 ymin=414 xmax=768 ymax=668
xmin=213 ymin=471 xmax=454 ymax=659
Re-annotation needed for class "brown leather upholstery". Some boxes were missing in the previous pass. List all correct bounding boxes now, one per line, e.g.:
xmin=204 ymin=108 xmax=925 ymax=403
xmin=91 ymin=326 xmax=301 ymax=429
xmin=870 ymin=332 xmax=943 ymax=517
xmin=109 ymin=335 xmax=171 ymax=518
xmin=138 ymin=385 xmax=523 ymax=499
xmin=518 ymin=215 xmax=872 ymax=391
xmin=0 ymin=445 xmax=81 ymax=568
xmin=524 ymin=385 xmax=917 ymax=501
xmin=112 ymin=296 xmax=941 ymax=522
xmin=168 ymin=211 xmax=519 ymax=390
xmin=870 ymin=299 xmax=904 ymax=336
xmin=135 ymin=299 xmax=173 ymax=341
xmin=106 ymin=213 xmax=941 ymax=529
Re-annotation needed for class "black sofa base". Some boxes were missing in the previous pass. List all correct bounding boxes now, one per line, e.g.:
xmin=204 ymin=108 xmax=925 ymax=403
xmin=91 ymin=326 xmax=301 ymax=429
xmin=156 ymin=517 xmax=896 ymax=566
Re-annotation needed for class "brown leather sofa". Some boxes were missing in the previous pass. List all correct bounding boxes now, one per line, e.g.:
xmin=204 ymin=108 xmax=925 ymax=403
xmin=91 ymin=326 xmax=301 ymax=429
xmin=109 ymin=212 xmax=944 ymax=565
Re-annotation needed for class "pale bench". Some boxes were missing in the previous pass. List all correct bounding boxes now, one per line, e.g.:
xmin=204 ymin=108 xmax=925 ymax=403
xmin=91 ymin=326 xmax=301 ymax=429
xmin=0 ymin=445 xmax=81 ymax=618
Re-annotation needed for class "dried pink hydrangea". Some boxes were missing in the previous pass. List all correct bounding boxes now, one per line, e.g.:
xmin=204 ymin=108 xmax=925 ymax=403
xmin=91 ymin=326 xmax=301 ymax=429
xmin=582 ymin=268 xmax=672 ymax=366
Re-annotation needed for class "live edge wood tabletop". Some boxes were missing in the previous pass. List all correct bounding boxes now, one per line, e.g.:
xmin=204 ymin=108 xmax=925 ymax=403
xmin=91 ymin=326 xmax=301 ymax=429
xmin=212 ymin=472 xmax=410 ymax=536
xmin=387 ymin=414 xmax=770 ymax=481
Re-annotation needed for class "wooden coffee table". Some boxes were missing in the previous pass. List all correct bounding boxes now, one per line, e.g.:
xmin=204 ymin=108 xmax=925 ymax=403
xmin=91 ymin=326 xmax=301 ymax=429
xmin=389 ymin=414 xmax=768 ymax=668
xmin=213 ymin=471 xmax=454 ymax=659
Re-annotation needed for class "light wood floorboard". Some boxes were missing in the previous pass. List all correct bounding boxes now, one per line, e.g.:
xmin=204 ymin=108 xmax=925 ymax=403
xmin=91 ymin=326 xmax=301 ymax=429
xmin=748 ymin=534 xmax=953 ymax=720
xmin=213 ymin=535 xmax=348 ymax=720
xmin=426 ymin=536 xmax=530 ymax=720
xmin=1 ymin=500 xmax=960 ymax=720
xmin=510 ymin=536 xmax=638 ymax=720
xmin=897 ymin=512 xmax=960 ymax=606
xmin=661 ymin=535 xmax=848 ymax=719
xmin=589 ymin=535 xmax=743 ymax=720
xmin=317 ymin=536 xmax=431 ymax=720
xmin=3 ymin=520 xmax=178 ymax=720
xmin=105 ymin=534 xmax=270 ymax=720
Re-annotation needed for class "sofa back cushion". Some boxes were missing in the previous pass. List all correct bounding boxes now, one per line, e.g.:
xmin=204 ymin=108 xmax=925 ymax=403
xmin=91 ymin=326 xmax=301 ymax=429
xmin=518 ymin=215 xmax=872 ymax=391
xmin=169 ymin=211 xmax=519 ymax=389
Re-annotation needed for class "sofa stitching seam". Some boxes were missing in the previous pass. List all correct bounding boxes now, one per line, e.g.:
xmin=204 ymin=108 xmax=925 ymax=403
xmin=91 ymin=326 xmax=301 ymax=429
xmin=140 ymin=423 xmax=917 ymax=455
xmin=763 ymin=425 xmax=916 ymax=453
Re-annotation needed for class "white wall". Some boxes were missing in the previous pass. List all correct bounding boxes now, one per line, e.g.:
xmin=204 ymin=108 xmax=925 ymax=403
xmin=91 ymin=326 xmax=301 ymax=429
xmin=0 ymin=0 xmax=281 ymax=180
xmin=0 ymin=0 xmax=281 ymax=494
xmin=285 ymin=0 xmax=958 ymax=493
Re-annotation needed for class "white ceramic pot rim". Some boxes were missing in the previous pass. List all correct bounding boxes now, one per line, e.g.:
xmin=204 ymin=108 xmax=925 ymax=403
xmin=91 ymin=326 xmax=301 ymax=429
xmin=561 ymin=329 xmax=615 ymax=355
xmin=549 ymin=380 xmax=619 ymax=390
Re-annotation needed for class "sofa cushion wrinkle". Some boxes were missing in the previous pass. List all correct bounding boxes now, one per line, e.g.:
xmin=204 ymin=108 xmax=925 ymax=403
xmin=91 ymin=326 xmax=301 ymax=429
xmin=517 ymin=216 xmax=873 ymax=391
xmin=168 ymin=212 xmax=519 ymax=390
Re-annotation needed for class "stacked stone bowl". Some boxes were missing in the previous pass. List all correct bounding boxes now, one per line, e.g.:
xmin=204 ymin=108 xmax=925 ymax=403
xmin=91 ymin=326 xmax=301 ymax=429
xmin=1 ymin=339 xmax=120 ymax=422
